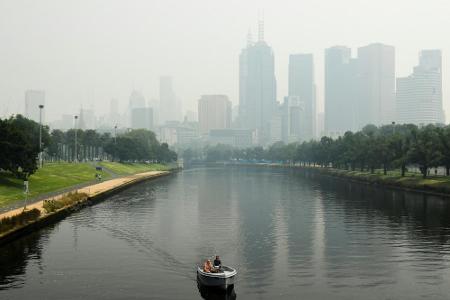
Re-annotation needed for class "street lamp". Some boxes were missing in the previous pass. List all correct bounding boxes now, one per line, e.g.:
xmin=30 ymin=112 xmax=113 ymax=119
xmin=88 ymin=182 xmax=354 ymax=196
xmin=114 ymin=124 xmax=117 ymax=162
xmin=114 ymin=125 xmax=117 ymax=144
xmin=74 ymin=115 xmax=78 ymax=162
xmin=392 ymin=121 xmax=396 ymax=135
xmin=38 ymin=104 xmax=44 ymax=168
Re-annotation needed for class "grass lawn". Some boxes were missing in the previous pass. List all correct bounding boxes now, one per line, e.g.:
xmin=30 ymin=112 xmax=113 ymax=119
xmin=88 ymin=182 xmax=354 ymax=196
xmin=99 ymin=162 xmax=171 ymax=175
xmin=321 ymin=167 xmax=450 ymax=194
xmin=0 ymin=162 xmax=172 ymax=208
xmin=0 ymin=163 xmax=109 ymax=207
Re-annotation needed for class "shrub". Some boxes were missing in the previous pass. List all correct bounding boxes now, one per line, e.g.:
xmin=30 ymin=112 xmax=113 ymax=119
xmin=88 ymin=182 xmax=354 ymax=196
xmin=0 ymin=208 xmax=41 ymax=234
xmin=43 ymin=192 xmax=88 ymax=213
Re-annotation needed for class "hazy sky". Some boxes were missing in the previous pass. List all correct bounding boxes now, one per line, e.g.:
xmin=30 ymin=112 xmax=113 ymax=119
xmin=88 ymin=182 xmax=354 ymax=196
xmin=0 ymin=0 xmax=449 ymax=122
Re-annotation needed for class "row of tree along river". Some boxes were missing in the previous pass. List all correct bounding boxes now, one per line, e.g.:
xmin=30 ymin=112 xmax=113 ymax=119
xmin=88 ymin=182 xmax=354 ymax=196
xmin=183 ymin=123 xmax=450 ymax=178
xmin=0 ymin=115 xmax=177 ymax=179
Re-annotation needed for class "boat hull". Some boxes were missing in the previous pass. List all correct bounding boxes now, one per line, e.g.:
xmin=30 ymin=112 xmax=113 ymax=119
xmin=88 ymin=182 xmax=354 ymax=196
xmin=197 ymin=273 xmax=236 ymax=288
xmin=197 ymin=266 xmax=237 ymax=289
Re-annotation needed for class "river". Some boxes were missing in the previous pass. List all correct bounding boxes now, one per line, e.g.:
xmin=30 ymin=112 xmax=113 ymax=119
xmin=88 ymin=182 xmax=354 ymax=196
xmin=1 ymin=166 xmax=450 ymax=299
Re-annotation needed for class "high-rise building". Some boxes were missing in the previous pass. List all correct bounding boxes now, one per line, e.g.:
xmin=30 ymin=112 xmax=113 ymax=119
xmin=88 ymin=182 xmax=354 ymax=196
xmin=269 ymin=105 xmax=283 ymax=144
xmin=324 ymin=46 xmax=357 ymax=137
xmin=316 ymin=112 xmax=325 ymax=139
xmin=147 ymin=97 xmax=160 ymax=126
xmin=357 ymin=43 xmax=396 ymax=127
xmin=131 ymin=107 xmax=154 ymax=130
xmin=160 ymin=76 xmax=182 ymax=124
xmin=128 ymin=90 xmax=146 ymax=127
xmin=79 ymin=108 xmax=96 ymax=130
xmin=239 ymin=22 xmax=277 ymax=145
xmin=208 ymin=129 xmax=254 ymax=148
xmin=109 ymin=98 xmax=120 ymax=126
xmin=198 ymin=95 xmax=231 ymax=135
xmin=397 ymin=50 xmax=445 ymax=125
xmin=158 ymin=121 xmax=199 ymax=146
xmin=288 ymin=53 xmax=316 ymax=141
xmin=129 ymin=90 xmax=146 ymax=110
xmin=185 ymin=110 xmax=198 ymax=123
xmin=282 ymin=96 xmax=305 ymax=143
xmin=50 ymin=114 xmax=73 ymax=130
xmin=25 ymin=90 xmax=45 ymax=123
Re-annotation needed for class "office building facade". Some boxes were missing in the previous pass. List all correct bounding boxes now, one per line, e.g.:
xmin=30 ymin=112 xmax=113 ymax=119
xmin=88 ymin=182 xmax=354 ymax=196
xmin=324 ymin=46 xmax=357 ymax=137
xmin=131 ymin=107 xmax=154 ymax=130
xmin=239 ymin=26 xmax=277 ymax=145
xmin=288 ymin=54 xmax=316 ymax=141
xmin=397 ymin=50 xmax=445 ymax=125
xmin=357 ymin=43 xmax=396 ymax=127
xmin=160 ymin=76 xmax=182 ymax=124
xmin=198 ymin=95 xmax=231 ymax=135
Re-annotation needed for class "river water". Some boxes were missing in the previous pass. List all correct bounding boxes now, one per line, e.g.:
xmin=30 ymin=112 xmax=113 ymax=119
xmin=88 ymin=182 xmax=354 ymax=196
xmin=1 ymin=167 xmax=450 ymax=299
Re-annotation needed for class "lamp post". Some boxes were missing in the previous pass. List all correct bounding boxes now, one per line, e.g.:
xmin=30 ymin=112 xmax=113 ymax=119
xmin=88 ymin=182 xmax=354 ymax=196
xmin=114 ymin=125 xmax=117 ymax=144
xmin=38 ymin=104 xmax=44 ymax=168
xmin=114 ymin=125 xmax=117 ymax=162
xmin=74 ymin=115 xmax=78 ymax=162
xmin=392 ymin=121 xmax=396 ymax=135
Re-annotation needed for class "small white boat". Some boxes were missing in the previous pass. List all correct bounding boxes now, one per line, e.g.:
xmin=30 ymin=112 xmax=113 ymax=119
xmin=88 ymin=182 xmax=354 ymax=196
xmin=197 ymin=265 xmax=237 ymax=289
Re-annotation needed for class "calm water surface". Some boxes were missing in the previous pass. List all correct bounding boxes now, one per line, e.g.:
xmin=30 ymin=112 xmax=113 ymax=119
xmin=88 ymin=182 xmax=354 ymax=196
xmin=1 ymin=167 xmax=450 ymax=299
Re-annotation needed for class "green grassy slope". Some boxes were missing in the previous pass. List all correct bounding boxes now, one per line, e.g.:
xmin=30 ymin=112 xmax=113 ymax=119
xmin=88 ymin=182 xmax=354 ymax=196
xmin=0 ymin=162 xmax=171 ymax=208
xmin=98 ymin=162 xmax=170 ymax=175
xmin=315 ymin=168 xmax=450 ymax=195
xmin=0 ymin=163 xmax=108 ymax=207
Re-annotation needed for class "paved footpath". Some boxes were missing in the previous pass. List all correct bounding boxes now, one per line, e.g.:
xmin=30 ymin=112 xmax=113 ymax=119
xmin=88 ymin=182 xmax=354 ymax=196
xmin=0 ymin=171 xmax=167 ymax=221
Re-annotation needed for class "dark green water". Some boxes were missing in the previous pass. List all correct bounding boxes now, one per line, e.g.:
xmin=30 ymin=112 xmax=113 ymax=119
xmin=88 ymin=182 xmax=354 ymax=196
xmin=1 ymin=167 xmax=450 ymax=299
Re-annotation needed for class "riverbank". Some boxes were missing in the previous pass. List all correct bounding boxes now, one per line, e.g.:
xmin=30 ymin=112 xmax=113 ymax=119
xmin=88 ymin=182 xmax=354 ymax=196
xmin=230 ymin=162 xmax=450 ymax=198
xmin=0 ymin=162 xmax=175 ymax=210
xmin=0 ymin=170 xmax=171 ymax=245
xmin=301 ymin=166 xmax=450 ymax=197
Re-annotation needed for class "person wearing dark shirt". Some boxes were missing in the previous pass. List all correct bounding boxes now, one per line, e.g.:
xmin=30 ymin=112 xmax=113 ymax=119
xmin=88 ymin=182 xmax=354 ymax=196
xmin=213 ymin=255 xmax=221 ymax=269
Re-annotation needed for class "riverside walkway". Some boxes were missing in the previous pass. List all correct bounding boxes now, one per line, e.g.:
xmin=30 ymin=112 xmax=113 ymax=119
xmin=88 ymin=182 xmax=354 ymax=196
xmin=0 ymin=171 xmax=168 ymax=221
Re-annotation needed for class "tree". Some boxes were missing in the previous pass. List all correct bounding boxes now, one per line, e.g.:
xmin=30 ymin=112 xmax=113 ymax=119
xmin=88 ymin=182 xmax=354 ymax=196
xmin=48 ymin=129 xmax=65 ymax=160
xmin=157 ymin=143 xmax=177 ymax=162
xmin=438 ymin=126 xmax=450 ymax=176
xmin=0 ymin=116 xmax=41 ymax=179
xmin=408 ymin=125 xmax=443 ymax=178
xmin=205 ymin=144 xmax=233 ymax=162
xmin=390 ymin=124 xmax=416 ymax=176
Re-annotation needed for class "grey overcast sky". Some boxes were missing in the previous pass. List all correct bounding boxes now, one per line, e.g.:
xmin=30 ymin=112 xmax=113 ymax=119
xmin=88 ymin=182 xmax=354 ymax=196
xmin=0 ymin=0 xmax=449 ymax=122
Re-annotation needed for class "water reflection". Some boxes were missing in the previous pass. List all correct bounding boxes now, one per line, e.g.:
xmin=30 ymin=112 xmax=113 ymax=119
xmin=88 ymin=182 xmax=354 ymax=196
xmin=1 ymin=167 xmax=450 ymax=299
xmin=197 ymin=282 xmax=237 ymax=300
xmin=0 ymin=227 xmax=49 ymax=290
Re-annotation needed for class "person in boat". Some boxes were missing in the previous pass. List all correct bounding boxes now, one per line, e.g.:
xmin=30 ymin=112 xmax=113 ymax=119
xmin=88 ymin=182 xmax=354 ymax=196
xmin=203 ymin=259 xmax=212 ymax=273
xmin=213 ymin=255 xmax=222 ymax=269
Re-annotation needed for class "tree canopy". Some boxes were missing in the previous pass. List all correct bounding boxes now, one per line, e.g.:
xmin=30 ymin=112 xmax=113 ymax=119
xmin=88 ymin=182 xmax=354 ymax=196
xmin=185 ymin=123 xmax=450 ymax=178
xmin=0 ymin=115 xmax=177 ymax=179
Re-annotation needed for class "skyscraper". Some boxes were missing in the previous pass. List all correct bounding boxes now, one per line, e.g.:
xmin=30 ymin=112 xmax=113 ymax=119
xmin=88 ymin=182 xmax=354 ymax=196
xmin=288 ymin=53 xmax=316 ymax=141
xmin=160 ymin=76 xmax=182 ymax=124
xmin=25 ymin=90 xmax=45 ymax=123
xmin=79 ymin=108 xmax=96 ymax=130
xmin=128 ymin=90 xmax=146 ymax=128
xmin=129 ymin=90 xmax=146 ymax=110
xmin=131 ymin=107 xmax=154 ymax=130
xmin=239 ymin=22 xmax=277 ymax=145
xmin=109 ymin=98 xmax=120 ymax=126
xmin=282 ymin=96 xmax=304 ymax=143
xmin=357 ymin=43 xmax=396 ymax=127
xmin=198 ymin=95 xmax=231 ymax=135
xmin=324 ymin=46 xmax=357 ymax=136
xmin=397 ymin=50 xmax=445 ymax=125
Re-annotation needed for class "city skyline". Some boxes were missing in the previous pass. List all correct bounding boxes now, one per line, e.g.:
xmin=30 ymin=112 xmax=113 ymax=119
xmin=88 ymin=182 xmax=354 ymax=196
xmin=0 ymin=0 xmax=449 ymax=123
